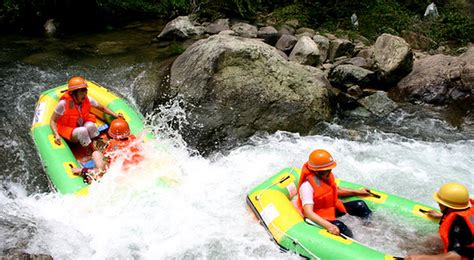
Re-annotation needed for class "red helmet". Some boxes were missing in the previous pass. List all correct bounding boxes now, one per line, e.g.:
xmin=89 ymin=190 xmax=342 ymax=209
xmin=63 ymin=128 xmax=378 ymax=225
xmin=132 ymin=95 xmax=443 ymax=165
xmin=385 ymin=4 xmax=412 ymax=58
xmin=67 ymin=76 xmax=88 ymax=92
xmin=108 ymin=118 xmax=130 ymax=139
xmin=307 ymin=149 xmax=337 ymax=171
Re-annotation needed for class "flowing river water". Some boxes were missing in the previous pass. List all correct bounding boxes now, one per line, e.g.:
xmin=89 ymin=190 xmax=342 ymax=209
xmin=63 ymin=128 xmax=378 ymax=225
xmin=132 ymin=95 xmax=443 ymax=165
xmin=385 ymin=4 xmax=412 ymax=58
xmin=0 ymin=21 xmax=473 ymax=259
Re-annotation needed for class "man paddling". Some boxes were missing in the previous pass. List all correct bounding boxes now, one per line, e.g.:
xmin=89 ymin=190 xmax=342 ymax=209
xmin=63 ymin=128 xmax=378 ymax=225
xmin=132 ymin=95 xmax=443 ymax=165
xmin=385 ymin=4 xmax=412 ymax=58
xmin=406 ymin=182 xmax=474 ymax=260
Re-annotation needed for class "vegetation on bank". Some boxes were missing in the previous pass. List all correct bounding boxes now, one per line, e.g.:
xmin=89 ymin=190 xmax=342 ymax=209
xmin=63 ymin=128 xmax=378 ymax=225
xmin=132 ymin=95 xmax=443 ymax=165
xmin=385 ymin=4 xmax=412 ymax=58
xmin=1 ymin=0 xmax=472 ymax=46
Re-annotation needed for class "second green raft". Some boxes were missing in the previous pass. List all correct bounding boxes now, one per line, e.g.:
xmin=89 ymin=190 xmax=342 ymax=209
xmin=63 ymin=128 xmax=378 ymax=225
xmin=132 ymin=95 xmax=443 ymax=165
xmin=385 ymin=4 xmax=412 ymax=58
xmin=246 ymin=167 xmax=440 ymax=259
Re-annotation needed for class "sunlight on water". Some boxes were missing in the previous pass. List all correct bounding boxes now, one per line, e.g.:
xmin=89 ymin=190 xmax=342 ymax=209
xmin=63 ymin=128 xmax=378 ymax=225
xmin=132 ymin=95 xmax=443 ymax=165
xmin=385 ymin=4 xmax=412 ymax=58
xmin=1 ymin=100 xmax=473 ymax=259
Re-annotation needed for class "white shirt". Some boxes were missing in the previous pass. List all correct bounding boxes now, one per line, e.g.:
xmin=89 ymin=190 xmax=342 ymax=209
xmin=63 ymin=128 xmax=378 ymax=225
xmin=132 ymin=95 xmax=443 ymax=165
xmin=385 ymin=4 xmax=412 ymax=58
xmin=292 ymin=181 xmax=315 ymax=211
xmin=299 ymin=181 xmax=315 ymax=206
xmin=54 ymin=96 xmax=99 ymax=116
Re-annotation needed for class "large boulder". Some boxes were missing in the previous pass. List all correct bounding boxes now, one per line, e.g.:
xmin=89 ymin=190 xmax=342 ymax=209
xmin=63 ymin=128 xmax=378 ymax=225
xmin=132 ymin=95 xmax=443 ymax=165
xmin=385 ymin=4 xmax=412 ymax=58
xmin=329 ymin=64 xmax=374 ymax=88
xmin=312 ymin=35 xmax=330 ymax=63
xmin=358 ymin=91 xmax=398 ymax=117
xmin=374 ymin=33 xmax=413 ymax=87
xmin=230 ymin=23 xmax=257 ymax=38
xmin=257 ymin=26 xmax=279 ymax=45
xmin=289 ymin=36 xmax=321 ymax=66
xmin=328 ymin=39 xmax=355 ymax=62
xmin=275 ymin=34 xmax=297 ymax=53
xmin=395 ymin=51 xmax=471 ymax=104
xmin=168 ymin=35 xmax=333 ymax=152
xmin=205 ymin=19 xmax=230 ymax=35
xmin=155 ymin=16 xmax=199 ymax=41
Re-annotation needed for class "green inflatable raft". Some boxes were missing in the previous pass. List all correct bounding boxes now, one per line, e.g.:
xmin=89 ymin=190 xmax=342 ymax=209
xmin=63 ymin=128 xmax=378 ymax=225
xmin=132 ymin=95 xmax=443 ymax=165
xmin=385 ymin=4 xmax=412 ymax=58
xmin=31 ymin=81 xmax=147 ymax=195
xmin=246 ymin=167 xmax=440 ymax=259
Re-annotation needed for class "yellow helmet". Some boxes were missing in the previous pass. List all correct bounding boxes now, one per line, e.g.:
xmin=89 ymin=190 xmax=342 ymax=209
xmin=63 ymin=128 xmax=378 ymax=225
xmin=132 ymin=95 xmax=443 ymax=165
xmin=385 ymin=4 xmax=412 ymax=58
xmin=433 ymin=182 xmax=470 ymax=210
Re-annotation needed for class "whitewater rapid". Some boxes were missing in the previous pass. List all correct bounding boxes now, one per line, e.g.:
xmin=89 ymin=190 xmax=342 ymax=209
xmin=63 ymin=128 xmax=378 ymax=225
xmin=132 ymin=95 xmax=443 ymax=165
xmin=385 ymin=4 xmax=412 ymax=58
xmin=1 ymin=120 xmax=472 ymax=259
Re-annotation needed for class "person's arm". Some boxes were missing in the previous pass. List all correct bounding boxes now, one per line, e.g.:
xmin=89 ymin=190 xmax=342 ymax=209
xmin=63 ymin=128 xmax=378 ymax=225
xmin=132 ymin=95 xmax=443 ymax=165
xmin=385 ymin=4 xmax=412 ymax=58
xmin=50 ymin=112 xmax=62 ymax=145
xmin=303 ymin=204 xmax=340 ymax=236
xmin=337 ymin=187 xmax=371 ymax=197
xmin=96 ymin=103 xmax=122 ymax=119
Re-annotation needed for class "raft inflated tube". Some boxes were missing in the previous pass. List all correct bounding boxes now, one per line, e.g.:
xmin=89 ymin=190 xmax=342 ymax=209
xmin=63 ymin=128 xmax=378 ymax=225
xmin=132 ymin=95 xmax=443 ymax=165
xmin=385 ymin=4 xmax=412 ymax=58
xmin=31 ymin=81 xmax=148 ymax=195
xmin=246 ymin=167 xmax=439 ymax=260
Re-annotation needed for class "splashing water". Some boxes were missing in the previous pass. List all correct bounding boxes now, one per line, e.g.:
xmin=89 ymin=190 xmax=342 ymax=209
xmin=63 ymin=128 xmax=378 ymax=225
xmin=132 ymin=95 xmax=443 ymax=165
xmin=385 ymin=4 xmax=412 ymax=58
xmin=1 ymin=98 xmax=472 ymax=259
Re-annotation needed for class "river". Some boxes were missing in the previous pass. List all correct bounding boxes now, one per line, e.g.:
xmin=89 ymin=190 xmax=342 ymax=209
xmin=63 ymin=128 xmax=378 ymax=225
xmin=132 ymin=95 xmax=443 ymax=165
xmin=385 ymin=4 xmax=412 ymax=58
xmin=0 ymin=21 xmax=473 ymax=259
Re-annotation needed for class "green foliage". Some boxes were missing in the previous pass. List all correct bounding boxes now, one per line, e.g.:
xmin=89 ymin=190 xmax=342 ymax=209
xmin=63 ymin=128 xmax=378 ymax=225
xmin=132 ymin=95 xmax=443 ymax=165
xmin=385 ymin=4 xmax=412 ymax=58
xmin=266 ymin=4 xmax=310 ymax=26
xmin=299 ymin=0 xmax=472 ymax=46
xmin=1 ymin=0 xmax=472 ymax=46
xmin=196 ymin=0 xmax=264 ymax=20
xmin=424 ymin=4 xmax=474 ymax=44
xmin=96 ymin=0 xmax=190 ymax=17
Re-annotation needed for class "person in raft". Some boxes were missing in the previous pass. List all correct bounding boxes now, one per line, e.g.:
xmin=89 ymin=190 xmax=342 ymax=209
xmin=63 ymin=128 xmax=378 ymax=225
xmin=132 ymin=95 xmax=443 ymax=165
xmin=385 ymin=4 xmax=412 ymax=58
xmin=50 ymin=76 xmax=122 ymax=149
xmin=295 ymin=149 xmax=372 ymax=238
xmin=72 ymin=118 xmax=144 ymax=183
xmin=406 ymin=182 xmax=473 ymax=260
xmin=100 ymin=118 xmax=143 ymax=171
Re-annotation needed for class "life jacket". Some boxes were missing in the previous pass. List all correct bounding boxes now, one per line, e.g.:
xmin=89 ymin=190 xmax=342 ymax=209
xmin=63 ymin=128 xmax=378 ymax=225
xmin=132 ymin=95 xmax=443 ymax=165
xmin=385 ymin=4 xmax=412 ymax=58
xmin=103 ymin=135 xmax=143 ymax=169
xmin=57 ymin=92 xmax=96 ymax=140
xmin=439 ymin=198 xmax=474 ymax=254
xmin=297 ymin=163 xmax=347 ymax=221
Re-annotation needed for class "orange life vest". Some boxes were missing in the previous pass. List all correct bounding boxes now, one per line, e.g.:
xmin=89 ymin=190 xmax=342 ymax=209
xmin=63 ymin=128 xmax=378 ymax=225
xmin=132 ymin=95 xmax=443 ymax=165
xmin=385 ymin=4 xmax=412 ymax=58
xmin=297 ymin=163 xmax=347 ymax=221
xmin=439 ymin=198 xmax=474 ymax=254
xmin=103 ymin=135 xmax=143 ymax=169
xmin=57 ymin=92 xmax=96 ymax=140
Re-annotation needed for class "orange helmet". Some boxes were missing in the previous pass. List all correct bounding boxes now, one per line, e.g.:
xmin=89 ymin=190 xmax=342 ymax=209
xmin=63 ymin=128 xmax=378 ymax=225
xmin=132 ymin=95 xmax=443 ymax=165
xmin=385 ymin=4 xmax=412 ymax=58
xmin=108 ymin=118 xmax=130 ymax=139
xmin=67 ymin=76 xmax=88 ymax=92
xmin=307 ymin=149 xmax=337 ymax=171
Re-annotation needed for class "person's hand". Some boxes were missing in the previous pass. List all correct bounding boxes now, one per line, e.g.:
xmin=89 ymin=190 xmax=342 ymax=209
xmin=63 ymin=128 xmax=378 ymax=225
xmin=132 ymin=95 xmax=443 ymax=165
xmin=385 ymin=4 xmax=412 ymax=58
xmin=116 ymin=113 xmax=124 ymax=119
xmin=54 ymin=134 xmax=62 ymax=145
xmin=326 ymin=223 xmax=340 ymax=236
xmin=404 ymin=255 xmax=424 ymax=260
xmin=357 ymin=188 xmax=371 ymax=196
xmin=72 ymin=167 xmax=82 ymax=176
xmin=427 ymin=209 xmax=442 ymax=219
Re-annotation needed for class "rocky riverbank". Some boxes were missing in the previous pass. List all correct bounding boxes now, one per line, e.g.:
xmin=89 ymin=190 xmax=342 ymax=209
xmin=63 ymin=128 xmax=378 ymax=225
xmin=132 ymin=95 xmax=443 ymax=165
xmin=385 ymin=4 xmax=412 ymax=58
xmin=142 ymin=16 xmax=473 ymax=153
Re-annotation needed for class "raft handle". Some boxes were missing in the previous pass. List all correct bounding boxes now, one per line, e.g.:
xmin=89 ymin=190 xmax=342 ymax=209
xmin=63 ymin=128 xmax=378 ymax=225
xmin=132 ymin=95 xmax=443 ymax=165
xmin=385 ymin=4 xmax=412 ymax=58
xmin=419 ymin=209 xmax=429 ymax=214
xmin=368 ymin=190 xmax=381 ymax=199
xmin=255 ymin=176 xmax=291 ymax=201
xmin=279 ymin=176 xmax=290 ymax=183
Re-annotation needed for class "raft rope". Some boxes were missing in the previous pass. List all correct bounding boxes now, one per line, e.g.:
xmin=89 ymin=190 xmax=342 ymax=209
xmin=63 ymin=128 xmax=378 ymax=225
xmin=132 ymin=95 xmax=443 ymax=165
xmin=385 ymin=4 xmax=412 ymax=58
xmin=254 ymin=169 xmax=321 ymax=260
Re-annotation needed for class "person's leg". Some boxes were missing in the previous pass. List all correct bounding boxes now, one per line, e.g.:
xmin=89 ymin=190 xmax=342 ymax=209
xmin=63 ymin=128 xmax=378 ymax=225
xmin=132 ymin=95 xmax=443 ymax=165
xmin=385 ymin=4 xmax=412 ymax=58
xmin=71 ymin=126 xmax=92 ymax=147
xmin=330 ymin=220 xmax=353 ymax=238
xmin=344 ymin=200 xmax=372 ymax=218
xmin=92 ymin=151 xmax=106 ymax=171
xmin=84 ymin=121 xmax=99 ymax=139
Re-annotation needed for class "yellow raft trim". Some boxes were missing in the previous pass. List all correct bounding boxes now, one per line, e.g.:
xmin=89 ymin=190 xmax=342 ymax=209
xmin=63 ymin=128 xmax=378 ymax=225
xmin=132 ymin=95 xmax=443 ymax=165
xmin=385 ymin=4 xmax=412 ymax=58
xmin=362 ymin=190 xmax=388 ymax=204
xmin=63 ymin=162 xmax=81 ymax=179
xmin=319 ymin=229 xmax=353 ymax=245
xmin=32 ymin=95 xmax=57 ymax=130
xmin=48 ymin=134 xmax=65 ymax=149
xmin=75 ymin=186 xmax=89 ymax=196
xmin=412 ymin=204 xmax=440 ymax=222
xmin=249 ymin=189 xmax=303 ymax=242
xmin=86 ymin=81 xmax=119 ymax=106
